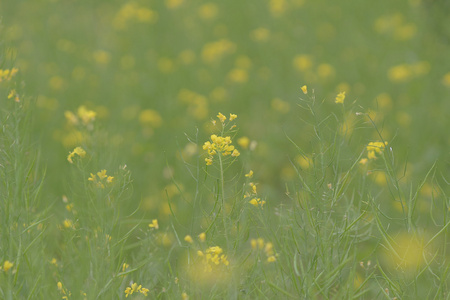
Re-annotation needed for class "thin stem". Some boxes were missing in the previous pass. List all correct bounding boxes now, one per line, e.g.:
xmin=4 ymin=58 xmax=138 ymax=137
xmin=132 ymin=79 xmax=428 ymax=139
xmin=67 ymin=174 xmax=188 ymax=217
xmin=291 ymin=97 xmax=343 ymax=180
xmin=218 ymin=152 xmax=229 ymax=248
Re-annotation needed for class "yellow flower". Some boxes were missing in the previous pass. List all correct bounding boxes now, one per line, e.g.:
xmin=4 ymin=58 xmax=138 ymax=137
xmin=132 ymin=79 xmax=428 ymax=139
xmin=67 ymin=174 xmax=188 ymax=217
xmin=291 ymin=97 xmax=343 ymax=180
xmin=217 ymin=112 xmax=226 ymax=123
xmin=149 ymin=219 xmax=159 ymax=229
xmin=88 ymin=173 xmax=96 ymax=182
xmin=249 ymin=198 xmax=265 ymax=208
xmin=181 ymin=292 xmax=189 ymax=300
xmin=106 ymin=176 xmax=114 ymax=183
xmin=267 ymin=256 xmax=277 ymax=263
xmin=245 ymin=170 xmax=254 ymax=178
xmin=231 ymin=149 xmax=240 ymax=157
xmin=229 ymin=113 xmax=237 ymax=121
xmin=3 ymin=260 xmax=13 ymax=272
xmin=301 ymin=85 xmax=307 ymax=94
xmin=97 ymin=169 xmax=107 ymax=180
xmin=67 ymin=146 xmax=86 ymax=163
xmin=184 ymin=235 xmax=193 ymax=243
xmin=335 ymin=91 xmax=346 ymax=104
xmin=198 ymin=232 xmax=206 ymax=242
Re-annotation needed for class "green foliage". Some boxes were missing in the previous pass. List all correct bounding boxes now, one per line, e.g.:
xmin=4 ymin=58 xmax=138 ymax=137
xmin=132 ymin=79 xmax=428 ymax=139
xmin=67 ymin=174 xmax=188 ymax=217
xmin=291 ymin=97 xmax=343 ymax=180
xmin=0 ymin=0 xmax=449 ymax=299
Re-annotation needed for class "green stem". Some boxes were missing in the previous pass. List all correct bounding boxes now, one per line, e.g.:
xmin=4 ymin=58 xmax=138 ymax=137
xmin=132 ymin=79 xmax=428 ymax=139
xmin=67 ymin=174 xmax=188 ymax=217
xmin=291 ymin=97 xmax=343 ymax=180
xmin=218 ymin=153 xmax=229 ymax=247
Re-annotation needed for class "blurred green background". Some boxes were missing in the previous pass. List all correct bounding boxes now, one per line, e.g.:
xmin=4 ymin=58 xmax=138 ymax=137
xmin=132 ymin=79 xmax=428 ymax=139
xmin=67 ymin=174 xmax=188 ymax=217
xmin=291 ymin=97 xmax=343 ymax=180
xmin=1 ymin=0 xmax=449 ymax=212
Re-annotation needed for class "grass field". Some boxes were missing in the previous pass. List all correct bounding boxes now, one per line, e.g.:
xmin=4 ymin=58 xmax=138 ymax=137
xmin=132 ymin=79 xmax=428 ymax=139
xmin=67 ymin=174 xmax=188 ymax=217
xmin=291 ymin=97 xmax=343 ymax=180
xmin=1 ymin=0 xmax=449 ymax=299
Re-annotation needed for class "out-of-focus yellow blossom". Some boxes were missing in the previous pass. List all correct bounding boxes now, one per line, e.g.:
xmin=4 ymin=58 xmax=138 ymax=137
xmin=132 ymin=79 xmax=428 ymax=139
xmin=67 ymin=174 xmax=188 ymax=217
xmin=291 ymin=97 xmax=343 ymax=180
xmin=178 ymin=50 xmax=196 ymax=65
xmin=124 ymin=282 xmax=149 ymax=297
xmin=250 ymin=238 xmax=277 ymax=262
xmin=199 ymin=232 xmax=206 ymax=242
xmin=229 ymin=113 xmax=237 ymax=121
xmin=113 ymin=3 xmax=158 ymax=30
xmin=366 ymin=141 xmax=388 ymax=160
xmin=249 ymin=198 xmax=266 ymax=208
xmin=301 ymin=85 xmax=308 ymax=94
xmin=201 ymin=39 xmax=236 ymax=64
xmin=388 ymin=62 xmax=430 ymax=82
xmin=197 ymin=246 xmax=229 ymax=272
xmin=57 ymin=281 xmax=71 ymax=299
xmin=93 ymin=50 xmax=111 ymax=65
xmin=380 ymin=232 xmax=427 ymax=272
xmin=210 ymin=86 xmax=227 ymax=102
xmin=67 ymin=146 xmax=86 ymax=163
xmin=237 ymin=136 xmax=250 ymax=149
xmin=317 ymin=63 xmax=336 ymax=80
xmin=122 ymin=263 xmax=129 ymax=272
xmin=374 ymin=14 xmax=416 ymax=41
xmin=3 ymin=260 xmax=13 ymax=272
xmin=250 ymin=27 xmax=270 ymax=42
xmin=293 ymin=55 xmax=313 ymax=72
xmin=335 ymin=91 xmax=346 ymax=104
xmin=165 ymin=0 xmax=184 ymax=9
xmin=198 ymin=3 xmax=218 ymax=20
xmin=184 ymin=235 xmax=193 ymax=243
xmin=178 ymin=89 xmax=209 ymax=120
xmin=228 ymin=68 xmax=248 ymax=83
xmin=181 ymin=292 xmax=189 ymax=300
xmin=245 ymin=170 xmax=253 ymax=178
xmin=0 ymin=67 xmax=19 ymax=82
xmin=7 ymin=89 xmax=20 ymax=102
xmin=296 ymin=155 xmax=312 ymax=169
xmin=50 ymin=258 xmax=58 ymax=266
xmin=149 ymin=219 xmax=159 ymax=229
xmin=269 ymin=0 xmax=287 ymax=17
xmin=139 ymin=109 xmax=162 ymax=128
xmin=443 ymin=72 xmax=450 ymax=87
xmin=271 ymin=98 xmax=290 ymax=114
xmin=63 ymin=219 xmax=74 ymax=229
xmin=49 ymin=76 xmax=65 ymax=91
xmin=157 ymin=57 xmax=174 ymax=73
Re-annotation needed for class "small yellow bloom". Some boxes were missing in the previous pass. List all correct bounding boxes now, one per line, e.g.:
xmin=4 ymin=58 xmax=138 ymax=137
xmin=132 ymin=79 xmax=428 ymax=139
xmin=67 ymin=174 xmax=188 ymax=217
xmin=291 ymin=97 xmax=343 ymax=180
xmin=205 ymin=157 xmax=213 ymax=165
xmin=122 ymin=263 xmax=129 ymax=272
xmin=106 ymin=176 xmax=114 ymax=183
xmin=335 ymin=91 xmax=346 ymax=104
xmin=231 ymin=149 xmax=240 ymax=157
xmin=245 ymin=170 xmax=254 ymax=178
xmin=267 ymin=256 xmax=277 ymax=263
xmin=301 ymin=85 xmax=307 ymax=94
xmin=63 ymin=219 xmax=74 ymax=229
xmin=217 ymin=112 xmax=226 ymax=123
xmin=199 ymin=232 xmax=206 ymax=242
xmin=181 ymin=292 xmax=189 ymax=300
xmin=88 ymin=173 xmax=96 ymax=182
xmin=359 ymin=158 xmax=368 ymax=165
xmin=67 ymin=146 xmax=86 ymax=163
xmin=229 ymin=113 xmax=237 ymax=121
xmin=149 ymin=219 xmax=159 ymax=229
xmin=184 ymin=235 xmax=193 ymax=243
xmin=97 ymin=169 xmax=107 ymax=180
xmin=3 ymin=260 xmax=13 ymax=272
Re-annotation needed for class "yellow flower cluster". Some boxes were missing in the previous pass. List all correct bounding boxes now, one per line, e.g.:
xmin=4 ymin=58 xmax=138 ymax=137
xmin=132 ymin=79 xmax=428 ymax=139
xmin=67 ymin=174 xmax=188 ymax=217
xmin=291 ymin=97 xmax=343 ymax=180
xmin=67 ymin=146 xmax=86 ymax=163
xmin=201 ymin=39 xmax=236 ymax=64
xmin=113 ymin=3 xmax=158 ymax=30
xmin=245 ymin=174 xmax=266 ymax=208
xmin=64 ymin=106 xmax=97 ymax=127
xmin=0 ymin=68 xmax=19 ymax=82
xmin=57 ymin=281 xmax=71 ymax=300
xmin=202 ymin=113 xmax=240 ymax=165
xmin=8 ymin=89 xmax=20 ymax=102
xmin=88 ymin=169 xmax=114 ymax=188
xmin=197 ymin=246 xmax=229 ymax=272
xmin=360 ymin=141 xmax=388 ymax=165
xmin=124 ymin=282 xmax=149 ymax=297
xmin=251 ymin=238 xmax=277 ymax=263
